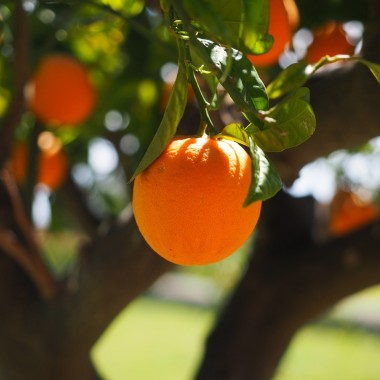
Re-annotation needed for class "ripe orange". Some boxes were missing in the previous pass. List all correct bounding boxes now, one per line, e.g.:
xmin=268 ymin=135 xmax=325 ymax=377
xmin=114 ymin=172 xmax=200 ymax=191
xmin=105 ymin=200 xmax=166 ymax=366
xmin=11 ymin=132 xmax=69 ymax=190
xmin=306 ymin=22 xmax=354 ymax=64
xmin=248 ymin=0 xmax=293 ymax=67
xmin=132 ymin=136 xmax=262 ymax=266
xmin=26 ymin=54 xmax=96 ymax=126
xmin=329 ymin=189 xmax=378 ymax=236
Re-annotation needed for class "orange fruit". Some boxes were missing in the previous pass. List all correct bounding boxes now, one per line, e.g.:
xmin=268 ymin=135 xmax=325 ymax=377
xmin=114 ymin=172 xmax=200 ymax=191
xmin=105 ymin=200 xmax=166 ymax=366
xmin=329 ymin=189 xmax=378 ymax=236
xmin=26 ymin=54 xmax=96 ymax=126
xmin=306 ymin=22 xmax=354 ymax=64
xmin=248 ymin=0 xmax=293 ymax=67
xmin=132 ymin=136 xmax=262 ymax=266
xmin=11 ymin=132 xmax=69 ymax=190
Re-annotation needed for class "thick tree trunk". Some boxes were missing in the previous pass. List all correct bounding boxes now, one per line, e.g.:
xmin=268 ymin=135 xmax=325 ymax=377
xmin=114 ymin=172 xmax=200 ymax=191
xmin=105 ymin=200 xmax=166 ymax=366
xmin=0 ymin=210 xmax=172 ymax=379
xmin=195 ymin=191 xmax=380 ymax=380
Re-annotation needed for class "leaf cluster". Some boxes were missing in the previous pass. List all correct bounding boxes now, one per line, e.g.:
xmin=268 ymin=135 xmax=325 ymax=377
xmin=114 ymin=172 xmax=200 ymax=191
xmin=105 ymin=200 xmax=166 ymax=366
xmin=132 ymin=0 xmax=380 ymax=205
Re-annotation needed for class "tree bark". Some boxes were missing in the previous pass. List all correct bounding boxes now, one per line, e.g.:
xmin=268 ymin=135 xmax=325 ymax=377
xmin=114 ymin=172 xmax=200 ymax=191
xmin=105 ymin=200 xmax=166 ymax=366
xmin=2 ymin=1 xmax=380 ymax=379
xmin=0 ymin=208 xmax=172 ymax=379
xmin=195 ymin=191 xmax=380 ymax=380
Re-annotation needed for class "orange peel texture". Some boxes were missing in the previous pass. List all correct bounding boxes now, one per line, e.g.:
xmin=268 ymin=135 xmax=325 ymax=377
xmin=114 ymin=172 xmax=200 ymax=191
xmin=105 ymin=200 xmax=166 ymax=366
xmin=133 ymin=136 xmax=262 ymax=266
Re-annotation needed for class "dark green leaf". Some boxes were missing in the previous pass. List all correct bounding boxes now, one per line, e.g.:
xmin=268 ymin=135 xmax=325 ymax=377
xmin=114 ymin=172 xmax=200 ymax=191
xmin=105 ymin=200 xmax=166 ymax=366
xmin=216 ymin=123 xmax=250 ymax=146
xmin=130 ymin=55 xmax=188 ymax=181
xmin=244 ymin=138 xmax=282 ymax=205
xmin=249 ymin=88 xmax=316 ymax=152
xmin=192 ymin=38 xmax=268 ymax=116
xmin=183 ymin=0 xmax=233 ymax=49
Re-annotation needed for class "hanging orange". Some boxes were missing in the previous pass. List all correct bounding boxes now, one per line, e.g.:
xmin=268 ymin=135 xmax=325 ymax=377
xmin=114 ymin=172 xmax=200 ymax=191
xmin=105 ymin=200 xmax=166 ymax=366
xmin=329 ymin=189 xmax=378 ymax=236
xmin=11 ymin=132 xmax=69 ymax=190
xmin=26 ymin=54 xmax=96 ymax=126
xmin=133 ymin=136 xmax=262 ymax=266
xmin=306 ymin=22 xmax=354 ymax=64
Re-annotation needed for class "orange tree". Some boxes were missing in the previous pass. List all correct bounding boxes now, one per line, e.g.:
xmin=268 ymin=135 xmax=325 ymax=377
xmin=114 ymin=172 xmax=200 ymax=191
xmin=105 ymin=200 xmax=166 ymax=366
xmin=0 ymin=0 xmax=380 ymax=379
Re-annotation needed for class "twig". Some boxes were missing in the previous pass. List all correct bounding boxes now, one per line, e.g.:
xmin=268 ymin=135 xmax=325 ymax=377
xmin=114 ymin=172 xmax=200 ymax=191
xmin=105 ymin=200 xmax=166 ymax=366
xmin=0 ymin=167 xmax=58 ymax=299
xmin=2 ymin=166 xmax=40 ymax=255
xmin=0 ymin=229 xmax=57 ymax=299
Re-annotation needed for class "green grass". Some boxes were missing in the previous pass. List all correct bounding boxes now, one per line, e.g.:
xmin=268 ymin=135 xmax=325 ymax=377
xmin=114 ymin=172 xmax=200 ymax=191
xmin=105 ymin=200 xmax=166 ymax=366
xmin=91 ymin=297 xmax=215 ymax=380
xmin=276 ymin=325 xmax=380 ymax=380
xmin=92 ymin=296 xmax=380 ymax=380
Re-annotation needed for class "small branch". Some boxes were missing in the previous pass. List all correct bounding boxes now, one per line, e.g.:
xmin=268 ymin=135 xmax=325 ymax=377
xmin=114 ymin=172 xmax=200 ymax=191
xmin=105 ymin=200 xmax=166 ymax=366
xmin=1 ymin=166 xmax=40 ymax=255
xmin=0 ymin=167 xmax=58 ymax=300
xmin=0 ymin=229 xmax=56 ymax=299
xmin=186 ymin=60 xmax=216 ymax=135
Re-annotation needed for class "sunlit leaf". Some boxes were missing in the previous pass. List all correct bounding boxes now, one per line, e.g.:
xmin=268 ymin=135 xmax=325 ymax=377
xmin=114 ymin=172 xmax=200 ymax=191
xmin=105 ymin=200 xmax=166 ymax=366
xmin=192 ymin=38 xmax=268 ymax=118
xmin=244 ymin=138 xmax=282 ymax=205
xmin=248 ymin=88 xmax=316 ymax=152
xmin=216 ymin=123 xmax=250 ymax=146
xmin=242 ymin=0 xmax=273 ymax=54
xmin=183 ymin=0 xmax=234 ymax=50
xmin=266 ymin=61 xmax=313 ymax=99
xmin=98 ymin=0 xmax=144 ymax=17
xmin=183 ymin=0 xmax=272 ymax=54
xmin=267 ymin=56 xmax=380 ymax=100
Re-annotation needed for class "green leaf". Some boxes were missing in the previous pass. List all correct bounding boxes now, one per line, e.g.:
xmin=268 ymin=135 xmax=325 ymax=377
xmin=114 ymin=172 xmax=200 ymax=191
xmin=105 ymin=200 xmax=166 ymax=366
xmin=98 ymin=0 xmax=144 ymax=16
xmin=267 ymin=56 xmax=380 ymax=100
xmin=249 ymin=88 xmax=316 ymax=152
xmin=216 ymin=123 xmax=250 ymax=146
xmin=357 ymin=58 xmax=380 ymax=84
xmin=244 ymin=138 xmax=282 ymax=205
xmin=192 ymin=38 xmax=268 ymax=116
xmin=183 ymin=0 xmax=234 ymax=49
xmin=130 ymin=52 xmax=188 ymax=181
xmin=266 ymin=61 xmax=315 ymax=99
xmin=183 ymin=0 xmax=272 ymax=54
xmin=242 ymin=0 xmax=273 ymax=54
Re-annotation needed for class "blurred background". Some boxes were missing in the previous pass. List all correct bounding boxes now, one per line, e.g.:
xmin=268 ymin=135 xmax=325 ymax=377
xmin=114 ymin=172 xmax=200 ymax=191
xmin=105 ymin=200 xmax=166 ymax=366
xmin=1 ymin=0 xmax=380 ymax=379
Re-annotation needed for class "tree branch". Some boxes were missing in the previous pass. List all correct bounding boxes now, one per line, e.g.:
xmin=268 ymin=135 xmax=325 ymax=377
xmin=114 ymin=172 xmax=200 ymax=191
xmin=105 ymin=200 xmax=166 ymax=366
xmin=272 ymin=62 xmax=380 ymax=185
xmin=54 ymin=207 xmax=173 ymax=354
xmin=0 ymin=167 xmax=58 ymax=299
xmin=196 ymin=191 xmax=380 ymax=380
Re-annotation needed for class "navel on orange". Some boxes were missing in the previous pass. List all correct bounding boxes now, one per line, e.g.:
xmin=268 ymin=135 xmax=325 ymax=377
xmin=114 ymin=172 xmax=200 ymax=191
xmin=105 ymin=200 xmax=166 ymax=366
xmin=132 ymin=136 xmax=262 ymax=266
